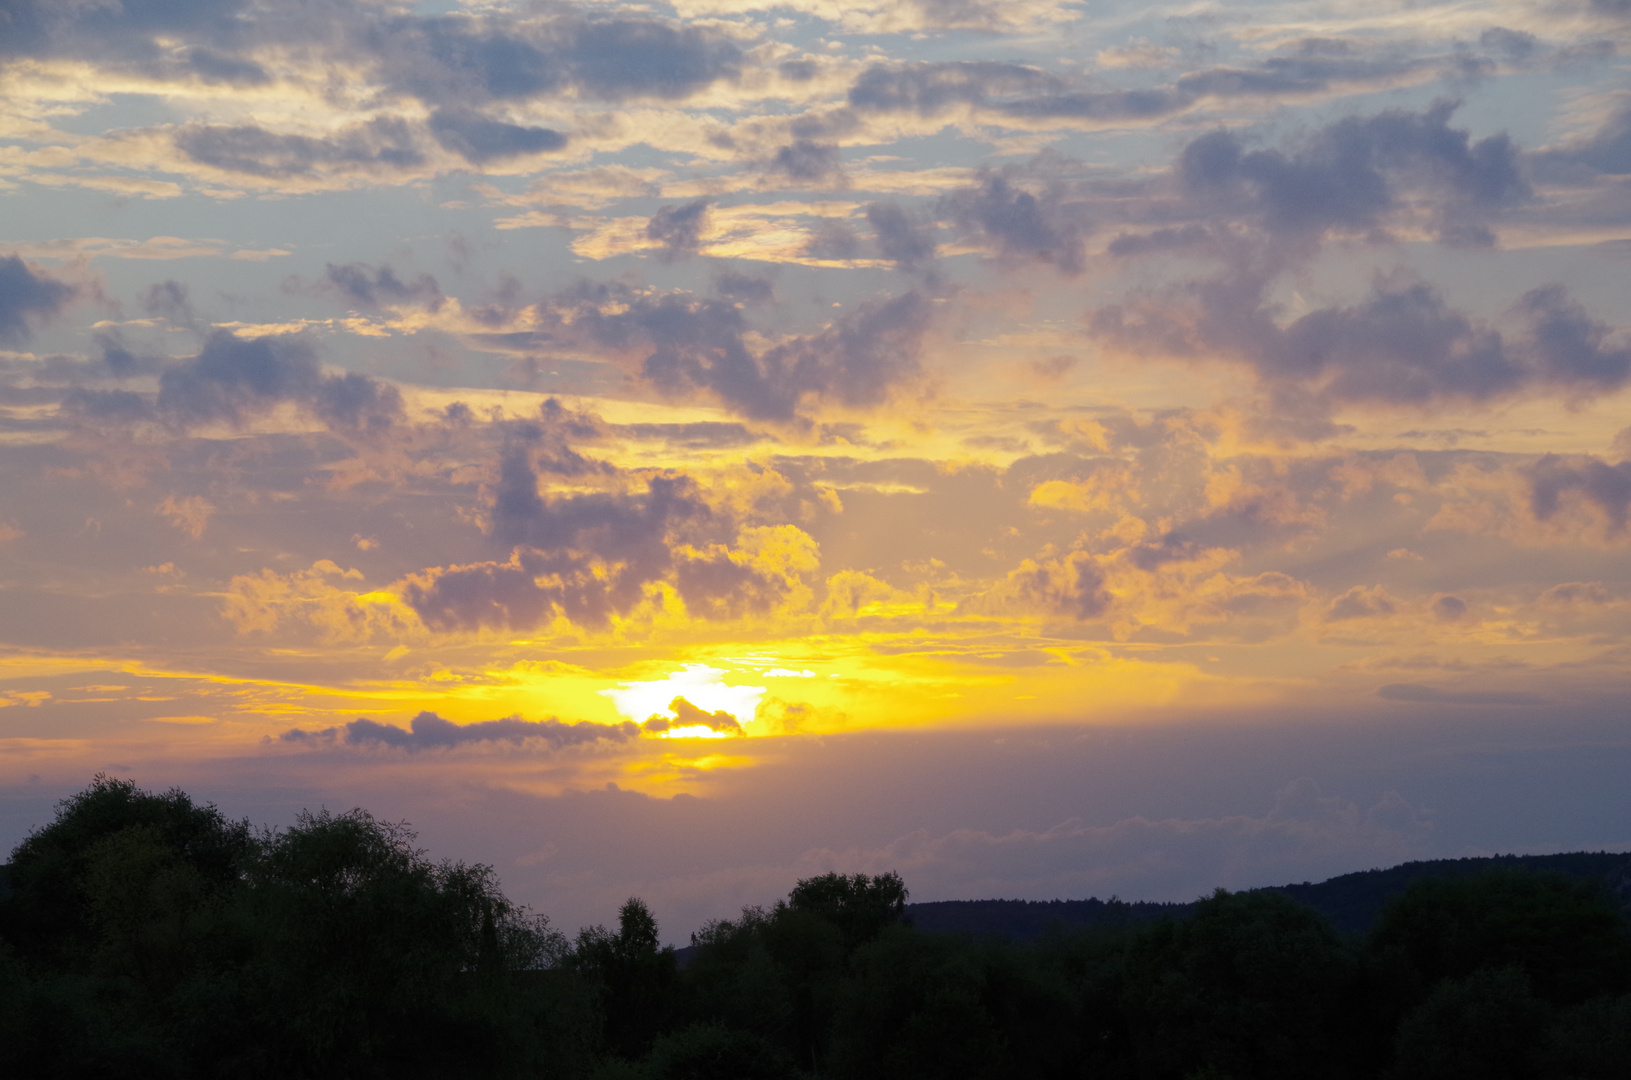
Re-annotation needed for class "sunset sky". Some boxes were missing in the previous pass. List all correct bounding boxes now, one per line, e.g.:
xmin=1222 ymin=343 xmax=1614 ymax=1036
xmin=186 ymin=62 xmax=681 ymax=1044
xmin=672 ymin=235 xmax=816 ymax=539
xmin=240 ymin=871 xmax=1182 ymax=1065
xmin=3 ymin=0 xmax=1631 ymax=935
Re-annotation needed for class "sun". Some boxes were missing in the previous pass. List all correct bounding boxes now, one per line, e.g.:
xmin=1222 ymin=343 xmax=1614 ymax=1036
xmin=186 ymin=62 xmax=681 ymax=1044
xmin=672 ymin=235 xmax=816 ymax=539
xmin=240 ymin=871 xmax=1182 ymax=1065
xmin=599 ymin=664 xmax=766 ymax=737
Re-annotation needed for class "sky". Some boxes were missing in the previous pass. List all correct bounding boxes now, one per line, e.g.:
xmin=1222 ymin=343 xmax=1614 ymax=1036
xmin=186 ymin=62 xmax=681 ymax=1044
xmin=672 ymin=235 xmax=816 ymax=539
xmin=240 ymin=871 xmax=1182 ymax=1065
xmin=2 ymin=0 xmax=1631 ymax=937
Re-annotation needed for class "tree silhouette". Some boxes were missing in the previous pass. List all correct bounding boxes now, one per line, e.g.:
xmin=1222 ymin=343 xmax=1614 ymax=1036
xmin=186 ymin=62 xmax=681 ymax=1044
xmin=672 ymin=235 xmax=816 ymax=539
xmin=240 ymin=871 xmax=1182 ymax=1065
xmin=575 ymin=897 xmax=678 ymax=1060
xmin=7 ymin=779 xmax=1631 ymax=1080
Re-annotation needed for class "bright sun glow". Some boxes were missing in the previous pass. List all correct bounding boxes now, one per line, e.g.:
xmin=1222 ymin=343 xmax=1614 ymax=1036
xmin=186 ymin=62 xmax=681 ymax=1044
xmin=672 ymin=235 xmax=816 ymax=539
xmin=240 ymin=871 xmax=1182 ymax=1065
xmin=599 ymin=665 xmax=767 ymax=736
xmin=658 ymin=725 xmax=733 ymax=740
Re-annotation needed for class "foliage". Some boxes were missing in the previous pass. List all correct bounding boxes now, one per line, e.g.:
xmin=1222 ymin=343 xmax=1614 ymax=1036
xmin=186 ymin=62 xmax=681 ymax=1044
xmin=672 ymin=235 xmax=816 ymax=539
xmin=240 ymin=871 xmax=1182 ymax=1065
xmin=4 ymin=778 xmax=1630 ymax=1079
xmin=574 ymin=897 xmax=679 ymax=1059
xmin=1367 ymin=868 xmax=1631 ymax=1007
xmin=0 ymin=776 xmax=573 ymax=1079
xmin=1121 ymin=888 xmax=1361 ymax=1080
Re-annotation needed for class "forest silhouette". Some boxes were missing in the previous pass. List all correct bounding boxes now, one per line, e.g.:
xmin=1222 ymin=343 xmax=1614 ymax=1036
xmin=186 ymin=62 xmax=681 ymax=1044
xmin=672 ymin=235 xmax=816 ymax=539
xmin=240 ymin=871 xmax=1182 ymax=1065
xmin=2 ymin=776 xmax=1629 ymax=1079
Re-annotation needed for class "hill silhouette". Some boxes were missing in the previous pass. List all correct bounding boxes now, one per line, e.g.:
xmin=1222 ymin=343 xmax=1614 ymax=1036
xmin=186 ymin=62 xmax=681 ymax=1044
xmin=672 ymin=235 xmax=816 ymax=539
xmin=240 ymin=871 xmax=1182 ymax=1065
xmin=907 ymin=850 xmax=1631 ymax=938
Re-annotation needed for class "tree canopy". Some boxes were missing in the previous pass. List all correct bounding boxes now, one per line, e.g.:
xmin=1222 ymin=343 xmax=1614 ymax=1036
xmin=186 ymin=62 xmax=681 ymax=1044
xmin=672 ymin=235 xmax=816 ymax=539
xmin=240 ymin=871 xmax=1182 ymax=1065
xmin=3 ymin=777 xmax=1629 ymax=1080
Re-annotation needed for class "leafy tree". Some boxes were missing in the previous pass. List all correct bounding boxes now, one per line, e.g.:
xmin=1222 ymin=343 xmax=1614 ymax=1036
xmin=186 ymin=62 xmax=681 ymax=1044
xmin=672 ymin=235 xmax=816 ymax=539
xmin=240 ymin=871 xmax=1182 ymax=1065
xmin=0 ymin=774 xmax=252 ymax=970
xmin=229 ymin=806 xmax=567 ymax=1078
xmin=575 ymin=897 xmax=679 ymax=1061
xmin=828 ymin=927 xmax=1082 ymax=1080
xmin=1387 ymin=967 xmax=1548 ymax=1080
xmin=681 ymin=908 xmax=795 ymax=1044
xmin=1539 ymin=992 xmax=1631 ymax=1079
xmin=1121 ymin=888 xmax=1358 ymax=1080
xmin=0 ymin=779 xmax=572 ymax=1079
xmin=0 ymin=775 xmax=256 ymax=1077
xmin=781 ymin=872 xmax=908 ymax=953
xmin=603 ymin=1023 xmax=805 ymax=1080
xmin=681 ymin=871 xmax=912 ymax=1074
xmin=1032 ymin=921 xmax=1141 ymax=1078
xmin=758 ymin=873 xmax=911 ymax=1073
xmin=1367 ymin=868 xmax=1631 ymax=1010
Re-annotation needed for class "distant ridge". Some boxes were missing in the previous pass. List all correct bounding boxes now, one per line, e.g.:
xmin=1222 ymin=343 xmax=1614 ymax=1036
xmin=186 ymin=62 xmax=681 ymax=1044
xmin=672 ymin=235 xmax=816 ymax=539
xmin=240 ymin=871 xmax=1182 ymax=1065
xmin=906 ymin=850 xmax=1631 ymax=939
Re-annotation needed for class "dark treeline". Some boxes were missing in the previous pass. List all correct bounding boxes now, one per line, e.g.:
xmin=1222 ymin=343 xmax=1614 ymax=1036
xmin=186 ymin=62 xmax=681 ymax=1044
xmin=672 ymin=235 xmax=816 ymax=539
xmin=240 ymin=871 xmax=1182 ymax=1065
xmin=909 ymin=851 xmax=1631 ymax=939
xmin=3 ymin=777 xmax=1630 ymax=1079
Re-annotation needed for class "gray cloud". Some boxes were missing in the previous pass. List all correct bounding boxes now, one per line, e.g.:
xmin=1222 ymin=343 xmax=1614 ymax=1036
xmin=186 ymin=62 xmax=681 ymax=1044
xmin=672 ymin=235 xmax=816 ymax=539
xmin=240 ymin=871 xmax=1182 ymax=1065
xmin=320 ymin=262 xmax=444 ymax=310
xmin=1529 ymin=454 xmax=1631 ymax=533
xmin=59 ymin=387 xmax=155 ymax=425
xmin=1432 ymin=595 xmax=1468 ymax=620
xmin=279 ymin=709 xmax=639 ymax=751
xmin=674 ymin=553 xmax=791 ymax=620
xmin=96 ymin=331 xmax=156 ymax=375
xmin=850 ymin=48 xmax=1474 ymax=128
xmin=905 ymin=0 xmax=1023 ymax=30
xmin=403 ymin=459 xmax=712 ymax=631
xmin=53 ymin=327 xmax=400 ymax=433
xmin=741 ymin=291 xmax=932 ymax=417
xmin=151 ymin=330 xmax=402 ymax=432
xmin=613 ymin=422 xmax=766 ymax=448
xmin=394 ymin=401 xmax=815 ymax=633
xmin=713 ymin=270 xmax=774 ymax=305
xmin=141 ymin=280 xmax=195 ymax=327
xmin=1555 ymin=102 xmax=1631 ymax=175
xmin=402 ymin=547 xmax=645 ymax=632
xmin=539 ymin=284 xmax=933 ymax=422
xmin=8 ymin=4 xmax=740 ymax=197
xmin=0 ymin=256 xmax=75 ymax=345
xmin=488 ymin=407 xmax=613 ymax=497
xmin=1093 ymin=270 xmax=1630 ymax=410
xmin=771 ymin=140 xmax=843 ymax=182
xmin=1516 ymin=285 xmax=1631 ymax=391
xmin=802 ymin=219 xmax=861 ymax=261
xmin=44 ymin=333 xmax=158 ymax=383
xmin=1009 ymin=551 xmax=1112 ymax=620
xmin=848 ymin=61 xmax=1066 ymax=115
xmin=1539 ymin=581 xmax=1613 ymax=607
xmin=312 ymin=371 xmax=404 ymax=433
xmin=1478 ymin=27 xmax=1540 ymax=61
xmin=778 ymin=58 xmax=818 ymax=82
xmin=1325 ymin=586 xmax=1395 ymax=621
xmin=6 ymin=2 xmax=742 ymax=106
xmin=1265 ymin=282 xmax=1522 ymax=402
xmin=374 ymin=14 xmax=741 ymax=108
xmin=427 ymin=108 xmax=567 ymax=164
xmin=0 ymin=0 xmax=259 ymax=75
xmin=370 ymin=16 xmax=564 ymax=105
xmin=1000 ymin=47 xmax=1451 ymax=126
xmin=1175 ymin=101 xmax=1528 ymax=246
xmin=174 ymin=44 xmax=268 ymax=85
xmin=939 ymin=172 xmax=1086 ymax=273
xmin=645 ymin=198 xmax=711 ymax=263
xmin=1171 ymin=48 xmax=1438 ymax=99
xmin=568 ymin=18 xmax=743 ymax=101
xmin=156 ymin=330 xmax=321 ymax=425
xmin=866 ymin=202 xmax=937 ymax=270
xmin=174 ymin=117 xmax=424 ymax=178
xmin=401 ymin=551 xmax=572 ymax=632
xmin=1105 ymin=224 xmax=1213 ymax=258
xmin=492 ymin=455 xmax=709 ymax=556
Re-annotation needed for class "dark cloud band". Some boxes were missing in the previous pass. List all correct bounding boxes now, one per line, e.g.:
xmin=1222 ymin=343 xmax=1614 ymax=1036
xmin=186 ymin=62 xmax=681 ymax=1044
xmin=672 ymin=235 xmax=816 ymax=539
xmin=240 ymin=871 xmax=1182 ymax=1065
xmin=279 ymin=710 xmax=639 ymax=751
